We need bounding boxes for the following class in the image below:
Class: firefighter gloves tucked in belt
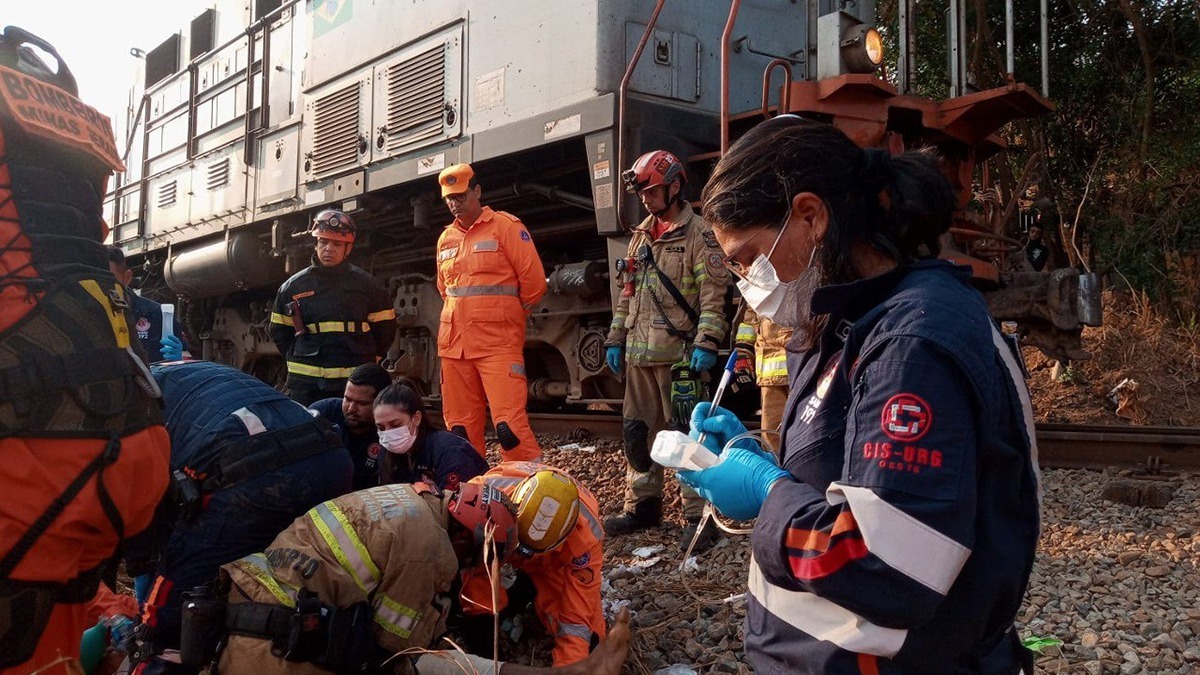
[669,362,701,429]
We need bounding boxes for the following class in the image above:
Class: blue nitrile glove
[678,445,790,520]
[690,346,718,371]
[133,573,154,604]
[160,334,184,361]
[606,345,624,374]
[689,402,750,456]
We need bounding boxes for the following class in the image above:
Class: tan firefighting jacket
[218,484,459,674]
[734,305,792,386]
[605,203,729,365]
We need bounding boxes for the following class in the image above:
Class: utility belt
[172,417,342,520]
[176,584,375,671]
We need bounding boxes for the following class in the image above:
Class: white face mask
[378,424,416,455]
[735,212,820,329]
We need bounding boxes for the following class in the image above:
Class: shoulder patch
[880,393,933,442]
[571,552,590,567]
[706,251,725,273]
[291,290,316,300]
[702,230,720,249]
[520,229,531,242]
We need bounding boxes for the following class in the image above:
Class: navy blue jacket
[130,291,187,363]
[381,429,489,491]
[747,261,1041,675]
[310,396,382,491]
[151,360,344,474]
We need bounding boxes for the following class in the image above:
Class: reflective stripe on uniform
[736,323,756,342]
[557,620,592,640]
[374,594,421,638]
[747,556,907,657]
[825,484,970,595]
[367,309,397,323]
[309,501,381,593]
[990,324,1043,505]
[759,354,788,379]
[445,284,519,298]
[232,407,267,436]
[287,362,357,379]
[235,553,298,608]
[303,321,370,334]
[270,312,292,325]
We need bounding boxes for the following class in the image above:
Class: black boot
[603,498,662,535]
[679,516,721,554]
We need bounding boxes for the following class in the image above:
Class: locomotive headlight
[841,24,884,74]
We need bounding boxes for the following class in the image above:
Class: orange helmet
[310,209,357,243]
[623,150,687,194]
[448,482,518,559]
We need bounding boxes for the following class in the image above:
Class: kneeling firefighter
[180,482,631,674]
[126,360,353,674]
[0,27,172,672]
[459,464,605,666]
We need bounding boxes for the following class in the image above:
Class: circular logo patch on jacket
[880,393,932,442]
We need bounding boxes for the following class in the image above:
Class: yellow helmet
[512,470,580,555]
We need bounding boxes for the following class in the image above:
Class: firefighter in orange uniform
[435,163,547,461]
[0,27,170,672]
[459,463,605,666]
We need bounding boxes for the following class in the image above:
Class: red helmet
[448,482,518,560]
[310,209,357,243]
[623,150,687,194]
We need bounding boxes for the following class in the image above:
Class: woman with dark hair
[374,379,489,490]
[678,116,1041,674]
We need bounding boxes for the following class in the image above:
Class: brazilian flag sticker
[313,0,353,38]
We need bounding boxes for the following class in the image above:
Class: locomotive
[105,0,1099,408]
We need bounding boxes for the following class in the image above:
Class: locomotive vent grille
[157,180,178,208]
[312,82,362,176]
[206,157,231,190]
[385,45,445,152]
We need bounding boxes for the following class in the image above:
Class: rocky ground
[492,439,1200,675]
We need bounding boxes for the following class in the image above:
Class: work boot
[679,517,721,555]
[603,499,662,535]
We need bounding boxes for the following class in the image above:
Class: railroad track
[521,413,1200,471]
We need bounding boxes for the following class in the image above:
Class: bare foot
[560,607,629,675]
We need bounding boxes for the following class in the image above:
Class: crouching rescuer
[0,26,172,672]
[176,482,631,674]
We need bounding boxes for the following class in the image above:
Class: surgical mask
[379,424,416,455]
[735,212,820,329]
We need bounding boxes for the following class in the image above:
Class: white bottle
[160,303,175,340]
[651,430,721,471]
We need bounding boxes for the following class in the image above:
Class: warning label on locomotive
[0,65,124,171]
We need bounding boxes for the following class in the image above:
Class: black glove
[669,362,701,430]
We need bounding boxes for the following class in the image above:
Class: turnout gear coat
[435,206,546,359]
[748,262,1040,674]
[270,258,396,385]
[605,203,729,365]
[734,306,792,387]
[219,484,460,674]
[460,462,605,666]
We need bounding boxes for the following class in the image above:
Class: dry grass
[1028,289,1200,426]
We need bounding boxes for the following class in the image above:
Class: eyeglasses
[719,225,776,280]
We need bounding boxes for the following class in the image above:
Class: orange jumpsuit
[436,207,547,461]
[460,462,605,665]
[0,62,171,674]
